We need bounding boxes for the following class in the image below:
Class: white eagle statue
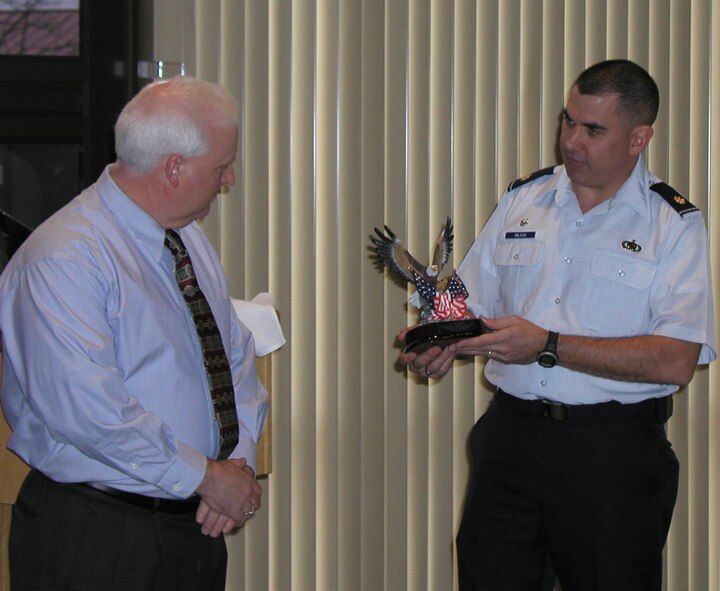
[371,217,469,321]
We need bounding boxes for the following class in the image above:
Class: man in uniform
[401,59,716,590]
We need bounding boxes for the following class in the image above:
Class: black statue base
[404,318,489,354]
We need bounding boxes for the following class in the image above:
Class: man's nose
[223,165,236,187]
[562,126,581,149]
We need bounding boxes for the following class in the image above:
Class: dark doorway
[0,0,140,232]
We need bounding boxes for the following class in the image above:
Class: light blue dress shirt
[457,158,717,405]
[0,166,269,499]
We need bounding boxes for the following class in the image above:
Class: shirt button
[554,298,561,305]
[129,462,138,470]
[575,220,582,227]
[563,256,571,263]
[172,483,181,492]
[618,270,625,277]
[513,253,520,260]
[540,380,547,387]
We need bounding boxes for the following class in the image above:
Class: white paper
[231,293,286,357]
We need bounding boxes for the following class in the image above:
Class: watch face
[537,352,557,368]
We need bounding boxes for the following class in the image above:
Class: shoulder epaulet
[650,182,699,217]
[507,166,556,192]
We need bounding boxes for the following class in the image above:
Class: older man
[0,77,268,591]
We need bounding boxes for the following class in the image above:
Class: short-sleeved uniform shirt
[457,158,716,405]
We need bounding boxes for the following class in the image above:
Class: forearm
[556,333,701,386]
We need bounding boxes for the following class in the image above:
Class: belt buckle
[542,400,568,421]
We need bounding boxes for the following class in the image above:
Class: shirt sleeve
[646,212,717,364]
[226,303,269,472]
[456,195,511,317]
[2,256,208,498]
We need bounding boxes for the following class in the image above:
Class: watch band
[536,330,559,368]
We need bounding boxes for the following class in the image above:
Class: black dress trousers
[10,470,228,591]
[456,396,679,591]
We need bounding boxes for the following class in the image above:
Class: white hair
[114,76,239,173]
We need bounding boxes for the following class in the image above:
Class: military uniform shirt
[457,157,717,405]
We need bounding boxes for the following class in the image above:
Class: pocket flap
[494,241,544,266]
[589,251,656,289]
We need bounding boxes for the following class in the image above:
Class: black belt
[495,389,673,424]
[76,482,201,514]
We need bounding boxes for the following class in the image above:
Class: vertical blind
[153,1,719,589]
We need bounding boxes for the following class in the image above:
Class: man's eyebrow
[563,108,606,133]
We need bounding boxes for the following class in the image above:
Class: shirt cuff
[155,441,208,499]
[228,433,258,474]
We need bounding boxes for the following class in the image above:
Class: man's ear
[165,154,184,188]
[630,125,654,156]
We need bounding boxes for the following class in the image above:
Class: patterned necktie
[164,229,238,460]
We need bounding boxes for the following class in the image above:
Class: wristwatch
[536,331,559,368]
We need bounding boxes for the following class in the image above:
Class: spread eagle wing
[430,217,454,271]
[371,225,428,284]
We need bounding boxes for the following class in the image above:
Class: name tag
[504,231,536,239]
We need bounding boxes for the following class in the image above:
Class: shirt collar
[544,157,651,220]
[611,157,652,221]
[98,165,168,261]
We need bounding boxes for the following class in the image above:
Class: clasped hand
[195,457,263,537]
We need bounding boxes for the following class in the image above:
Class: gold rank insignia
[650,182,699,216]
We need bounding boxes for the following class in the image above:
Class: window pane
[0,0,79,57]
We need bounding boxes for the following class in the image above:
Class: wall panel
[153,2,720,589]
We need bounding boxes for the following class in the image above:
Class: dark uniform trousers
[10,469,228,591]
[457,391,679,591]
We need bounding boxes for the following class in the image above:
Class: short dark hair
[574,59,659,126]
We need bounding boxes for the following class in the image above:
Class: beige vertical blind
[153,1,719,589]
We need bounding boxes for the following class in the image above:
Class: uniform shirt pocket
[494,241,544,315]
[581,251,656,335]
[494,241,544,266]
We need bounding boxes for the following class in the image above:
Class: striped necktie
[164,229,238,459]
